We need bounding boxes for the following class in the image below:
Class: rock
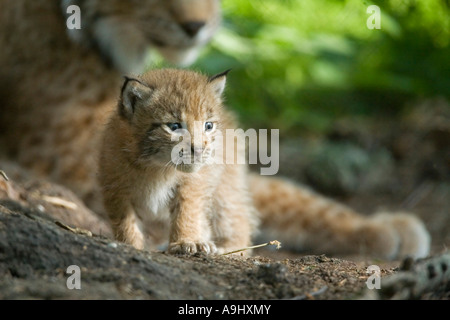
[0,159,112,237]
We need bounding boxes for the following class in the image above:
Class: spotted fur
[0,0,220,213]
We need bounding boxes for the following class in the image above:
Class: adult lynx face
[63,0,221,73]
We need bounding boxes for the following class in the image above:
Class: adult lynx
[0,0,220,212]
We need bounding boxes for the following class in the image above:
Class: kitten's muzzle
[191,145,204,157]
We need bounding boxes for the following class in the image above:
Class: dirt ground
[0,98,448,300]
[0,203,395,300]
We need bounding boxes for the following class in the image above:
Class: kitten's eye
[205,122,214,131]
[167,123,182,131]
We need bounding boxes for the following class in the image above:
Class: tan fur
[0,0,220,213]
[250,175,430,259]
[98,69,256,254]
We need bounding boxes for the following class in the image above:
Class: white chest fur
[132,174,177,220]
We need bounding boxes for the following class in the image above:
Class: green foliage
[155,0,450,134]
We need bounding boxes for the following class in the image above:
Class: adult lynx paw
[168,240,217,255]
[363,212,431,260]
[373,213,431,259]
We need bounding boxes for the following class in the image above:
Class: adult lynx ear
[119,77,154,120]
[207,69,231,98]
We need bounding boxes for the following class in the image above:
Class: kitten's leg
[209,167,256,256]
[108,203,145,250]
[168,180,217,255]
[210,201,254,257]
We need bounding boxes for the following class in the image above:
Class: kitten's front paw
[168,240,217,255]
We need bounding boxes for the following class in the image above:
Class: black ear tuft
[207,69,232,83]
[119,76,154,120]
[207,69,231,97]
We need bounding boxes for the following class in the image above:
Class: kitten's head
[117,69,230,173]
[63,0,221,74]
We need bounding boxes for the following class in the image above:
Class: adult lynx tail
[248,173,430,260]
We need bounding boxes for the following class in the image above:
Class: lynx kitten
[99,69,430,259]
[99,69,256,254]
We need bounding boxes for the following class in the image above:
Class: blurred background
[153,0,449,135]
[151,0,450,253]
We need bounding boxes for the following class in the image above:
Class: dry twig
[55,220,92,237]
[42,195,78,210]
[0,170,9,181]
[221,240,281,256]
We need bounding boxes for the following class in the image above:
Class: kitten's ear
[119,77,154,120]
[207,69,231,98]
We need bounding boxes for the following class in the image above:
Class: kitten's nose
[191,145,204,157]
[181,21,205,37]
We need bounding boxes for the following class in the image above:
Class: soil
[0,98,448,300]
[0,203,393,300]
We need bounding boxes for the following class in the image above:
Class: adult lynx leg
[7,103,112,215]
[250,175,430,259]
